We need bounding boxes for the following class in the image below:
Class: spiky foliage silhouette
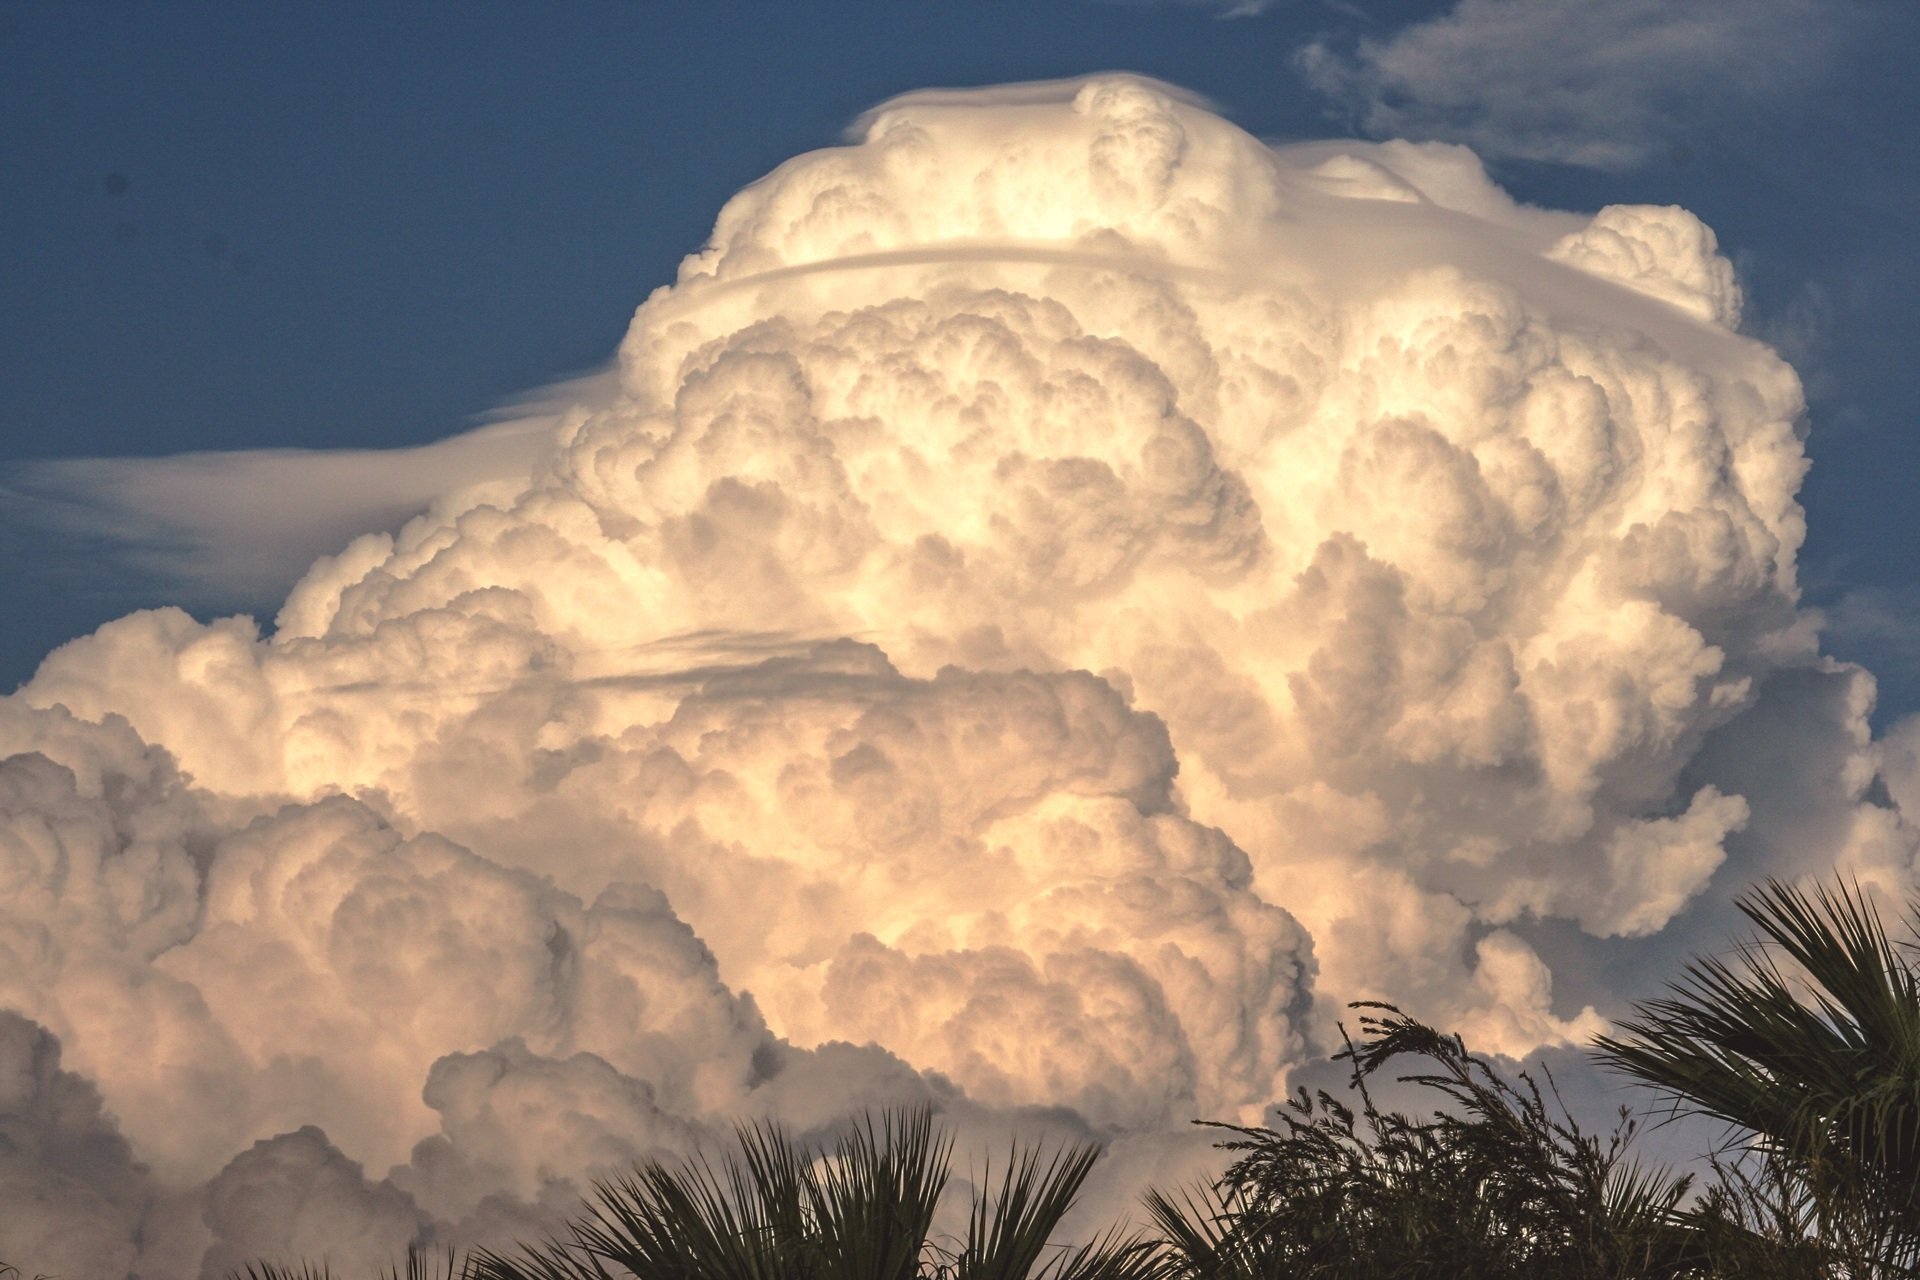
[230,1247,474,1279]
[1596,876,1920,1276]
[1146,1003,1702,1279]
[468,1105,1166,1280]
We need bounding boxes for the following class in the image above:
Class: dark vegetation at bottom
[8,876,1916,1279]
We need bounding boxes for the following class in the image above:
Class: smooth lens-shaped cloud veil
[2,76,1910,1277]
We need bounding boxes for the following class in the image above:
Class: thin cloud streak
[1299,0,1847,169]
[0,368,619,607]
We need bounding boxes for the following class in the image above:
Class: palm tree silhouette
[470,1106,1164,1280]
[1595,877,1920,1274]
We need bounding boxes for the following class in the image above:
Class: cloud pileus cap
[2,75,1902,1277]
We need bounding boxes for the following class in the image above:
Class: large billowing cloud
[2,75,1912,1275]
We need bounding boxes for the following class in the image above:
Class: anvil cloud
[2,76,1912,1277]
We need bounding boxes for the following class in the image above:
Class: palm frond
[229,1264,337,1280]
[1595,874,1920,1272]
[804,1107,949,1280]
[230,1245,478,1280]
[947,1140,1101,1280]
[468,1238,615,1280]
[1142,1182,1283,1280]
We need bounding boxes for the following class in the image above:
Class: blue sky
[3,0,1916,715]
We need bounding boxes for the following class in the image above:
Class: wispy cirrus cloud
[1299,0,1847,169]
[1093,0,1282,18]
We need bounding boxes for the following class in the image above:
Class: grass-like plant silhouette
[1146,877,1920,1278]
[1145,1003,1702,1279]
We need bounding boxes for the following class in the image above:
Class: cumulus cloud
[0,1013,153,1280]
[197,1127,425,1280]
[1299,0,1844,169]
[1,74,1912,1274]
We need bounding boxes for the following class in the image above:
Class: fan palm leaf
[231,1247,476,1280]
[471,1105,1153,1280]
[1594,876,1920,1268]
[942,1140,1164,1280]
